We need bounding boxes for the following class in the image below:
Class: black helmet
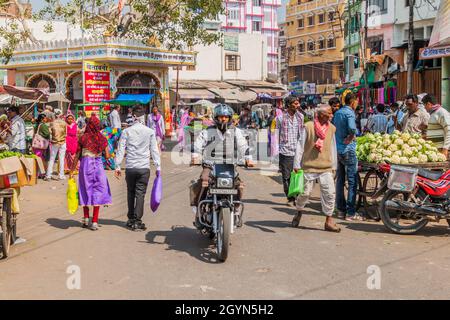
[213,104,234,132]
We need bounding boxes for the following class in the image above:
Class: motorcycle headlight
[217,178,233,189]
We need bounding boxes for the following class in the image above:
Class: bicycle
[0,188,17,259]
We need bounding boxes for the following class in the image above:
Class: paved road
[1,145,450,299]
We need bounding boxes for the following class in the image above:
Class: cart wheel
[361,169,382,220]
[1,198,12,258]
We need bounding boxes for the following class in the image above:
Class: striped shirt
[276,112,304,156]
[427,107,450,150]
[366,114,388,133]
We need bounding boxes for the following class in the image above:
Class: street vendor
[397,94,429,138]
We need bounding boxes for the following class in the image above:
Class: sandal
[324,223,341,233]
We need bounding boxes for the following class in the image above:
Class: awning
[103,94,155,106]
[48,92,71,103]
[249,88,288,99]
[2,85,49,102]
[0,94,37,105]
[174,89,216,100]
[207,88,257,104]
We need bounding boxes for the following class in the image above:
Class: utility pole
[407,0,415,95]
[362,0,369,117]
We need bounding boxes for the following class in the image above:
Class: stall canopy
[174,89,216,100]
[207,88,257,104]
[103,93,155,106]
[2,85,49,102]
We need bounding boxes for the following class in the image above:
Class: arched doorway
[26,74,57,93]
[116,71,161,108]
[65,71,83,105]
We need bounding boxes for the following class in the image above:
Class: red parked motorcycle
[379,165,450,234]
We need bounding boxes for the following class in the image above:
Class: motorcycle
[379,165,450,234]
[195,163,244,262]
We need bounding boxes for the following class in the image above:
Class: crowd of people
[0,92,448,233]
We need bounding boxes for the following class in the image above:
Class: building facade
[169,33,268,82]
[343,0,362,83]
[285,0,346,94]
[278,22,288,84]
[219,0,282,78]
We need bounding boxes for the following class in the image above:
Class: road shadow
[272,205,326,218]
[340,221,450,237]
[45,218,83,230]
[245,198,284,206]
[245,220,291,233]
[145,225,221,264]
[271,193,286,198]
[268,176,282,185]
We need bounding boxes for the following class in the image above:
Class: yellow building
[285,0,345,94]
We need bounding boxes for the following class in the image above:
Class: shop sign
[419,46,450,60]
[83,61,111,117]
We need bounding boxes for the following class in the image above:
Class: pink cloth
[378,88,385,104]
[178,113,191,148]
[313,118,330,153]
[66,123,78,155]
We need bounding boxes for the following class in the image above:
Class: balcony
[286,0,339,17]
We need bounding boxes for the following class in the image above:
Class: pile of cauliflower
[356,131,447,164]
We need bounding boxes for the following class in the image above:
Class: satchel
[32,125,49,150]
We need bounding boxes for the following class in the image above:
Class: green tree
[0,0,223,64]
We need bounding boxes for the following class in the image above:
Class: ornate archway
[116,71,161,95]
[26,73,57,93]
[65,71,83,104]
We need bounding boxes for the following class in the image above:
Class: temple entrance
[26,74,57,93]
[65,71,83,106]
[115,71,161,111]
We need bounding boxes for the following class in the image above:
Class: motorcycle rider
[190,104,254,227]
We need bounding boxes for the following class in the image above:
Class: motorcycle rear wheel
[217,208,231,262]
[379,190,428,234]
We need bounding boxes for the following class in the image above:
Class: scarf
[79,115,108,154]
[430,104,442,114]
[313,118,330,153]
[152,113,164,140]
[281,111,304,143]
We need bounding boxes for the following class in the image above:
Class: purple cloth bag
[150,171,162,212]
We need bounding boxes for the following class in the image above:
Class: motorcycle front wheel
[379,190,428,234]
[217,208,231,262]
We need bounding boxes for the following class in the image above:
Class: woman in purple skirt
[70,114,112,230]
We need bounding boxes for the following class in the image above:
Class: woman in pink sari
[65,111,79,173]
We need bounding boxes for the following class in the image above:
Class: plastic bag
[150,171,162,213]
[12,188,20,214]
[288,170,304,199]
[67,178,79,215]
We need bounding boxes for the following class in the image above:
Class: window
[328,11,335,22]
[186,65,196,71]
[318,36,325,50]
[327,36,336,48]
[252,21,261,32]
[253,0,262,6]
[297,41,305,54]
[307,39,315,51]
[308,14,314,26]
[318,13,325,24]
[227,9,239,20]
[225,55,241,71]
[297,18,304,28]
[369,0,388,14]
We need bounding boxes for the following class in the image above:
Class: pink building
[220,0,281,77]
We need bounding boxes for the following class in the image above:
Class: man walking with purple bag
[115,106,161,231]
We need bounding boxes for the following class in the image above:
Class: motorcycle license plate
[210,189,238,195]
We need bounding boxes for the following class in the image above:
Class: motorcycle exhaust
[385,200,447,217]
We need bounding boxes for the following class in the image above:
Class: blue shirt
[332,106,357,154]
[387,110,404,134]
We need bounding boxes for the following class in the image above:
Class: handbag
[288,170,305,199]
[32,124,49,150]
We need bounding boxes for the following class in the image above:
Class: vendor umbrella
[2,85,49,102]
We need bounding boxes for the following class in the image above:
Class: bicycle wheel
[1,198,12,258]
[361,169,382,220]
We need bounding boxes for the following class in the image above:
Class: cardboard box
[21,157,38,186]
[0,156,29,188]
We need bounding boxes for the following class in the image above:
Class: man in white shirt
[115,106,161,231]
[109,105,122,130]
[6,106,26,154]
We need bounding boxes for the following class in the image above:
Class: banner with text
[84,61,111,117]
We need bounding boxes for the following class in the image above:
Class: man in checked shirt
[276,96,304,207]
